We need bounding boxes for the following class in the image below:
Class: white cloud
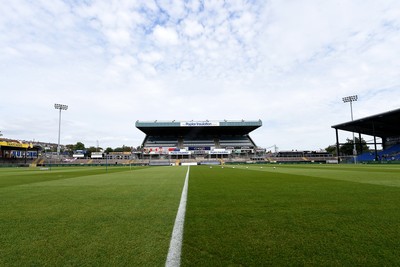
[182,19,204,37]
[138,51,163,63]
[0,0,399,150]
[152,25,179,46]
[104,28,131,47]
[156,0,186,21]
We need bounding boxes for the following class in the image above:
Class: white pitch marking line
[166,166,190,267]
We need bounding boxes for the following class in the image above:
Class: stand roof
[332,108,400,138]
[136,120,262,136]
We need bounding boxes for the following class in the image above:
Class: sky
[1,0,400,151]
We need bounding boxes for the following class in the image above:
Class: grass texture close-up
[1,164,400,266]
[181,165,400,266]
[0,166,186,266]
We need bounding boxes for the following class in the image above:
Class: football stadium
[3,109,400,166]
[1,110,400,266]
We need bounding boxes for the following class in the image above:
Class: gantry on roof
[332,108,400,138]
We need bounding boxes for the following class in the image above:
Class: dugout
[332,108,400,161]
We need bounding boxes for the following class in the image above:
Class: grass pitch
[1,164,400,266]
[0,166,186,266]
[182,164,400,266]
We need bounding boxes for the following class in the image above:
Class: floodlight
[55,103,68,110]
[342,95,358,163]
[342,95,358,103]
[54,103,68,157]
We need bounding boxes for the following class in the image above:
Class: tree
[65,144,75,156]
[326,137,370,156]
[104,147,113,153]
[114,145,132,152]
[122,145,132,152]
[325,145,337,156]
[87,146,99,154]
[73,142,85,151]
[339,137,369,156]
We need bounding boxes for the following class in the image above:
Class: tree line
[325,137,369,156]
[61,142,137,155]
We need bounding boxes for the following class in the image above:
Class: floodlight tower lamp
[54,103,68,158]
[342,95,358,163]
[342,95,358,103]
[54,103,68,110]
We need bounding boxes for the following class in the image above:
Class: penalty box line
[165,166,190,267]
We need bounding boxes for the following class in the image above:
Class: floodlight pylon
[54,103,68,157]
[342,95,358,163]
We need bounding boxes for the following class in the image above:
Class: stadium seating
[266,150,336,163]
[144,136,178,147]
[218,135,254,148]
[357,144,400,162]
[182,136,215,147]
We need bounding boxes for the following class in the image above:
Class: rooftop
[332,108,400,138]
[136,120,262,136]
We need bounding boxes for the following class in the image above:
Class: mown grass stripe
[0,166,136,188]
[166,166,190,267]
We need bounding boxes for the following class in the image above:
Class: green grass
[0,166,186,266]
[182,165,400,266]
[0,166,140,188]
[1,164,400,266]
